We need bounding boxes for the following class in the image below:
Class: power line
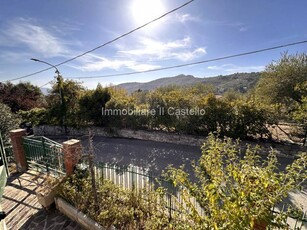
[3,0,195,83]
[39,80,53,88]
[26,39,307,88]
[67,40,307,79]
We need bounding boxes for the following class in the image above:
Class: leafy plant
[57,174,173,229]
[0,103,21,144]
[18,108,48,126]
[164,133,307,229]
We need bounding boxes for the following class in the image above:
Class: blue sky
[0,0,306,89]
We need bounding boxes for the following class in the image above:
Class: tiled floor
[1,171,82,229]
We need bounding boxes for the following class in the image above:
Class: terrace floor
[1,170,82,230]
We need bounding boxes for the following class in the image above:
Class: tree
[47,77,84,127]
[188,83,216,96]
[291,81,307,145]
[255,53,307,143]
[104,87,137,128]
[255,52,307,107]
[165,134,307,229]
[79,84,111,126]
[0,82,45,112]
[228,100,273,139]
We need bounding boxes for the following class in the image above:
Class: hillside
[117,72,261,94]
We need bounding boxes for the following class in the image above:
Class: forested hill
[117,72,261,94]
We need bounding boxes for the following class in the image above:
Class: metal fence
[17,134,307,228]
[0,132,10,176]
[92,162,205,218]
[23,136,65,175]
[91,161,306,228]
[3,146,13,164]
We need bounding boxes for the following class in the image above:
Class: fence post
[63,139,81,176]
[9,129,27,172]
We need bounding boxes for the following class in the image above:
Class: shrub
[18,108,48,126]
[165,133,307,229]
[57,175,172,229]
[0,103,21,144]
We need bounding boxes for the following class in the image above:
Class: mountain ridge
[117,72,261,94]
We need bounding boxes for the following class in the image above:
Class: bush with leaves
[0,103,21,144]
[57,174,174,229]
[0,82,45,112]
[18,108,48,126]
[228,99,273,139]
[78,83,111,126]
[165,133,307,229]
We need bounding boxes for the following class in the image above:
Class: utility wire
[3,0,195,83]
[68,40,307,79]
[39,80,53,88]
[29,39,307,88]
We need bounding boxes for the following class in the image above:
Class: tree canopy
[255,53,307,106]
[0,82,45,112]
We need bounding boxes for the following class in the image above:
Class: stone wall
[33,125,306,158]
[33,125,205,146]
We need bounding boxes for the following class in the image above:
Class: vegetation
[79,83,111,126]
[46,77,84,127]
[255,53,307,144]
[57,134,307,229]
[2,52,306,228]
[255,53,306,106]
[0,82,45,112]
[0,103,21,144]
[18,108,48,126]
[117,72,260,94]
[164,134,307,229]
[57,174,171,229]
[102,87,273,139]
[2,52,305,144]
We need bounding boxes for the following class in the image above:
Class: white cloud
[176,13,199,23]
[119,36,206,61]
[0,18,70,58]
[72,54,160,72]
[239,26,249,32]
[0,51,31,62]
[201,20,249,31]
[208,64,265,72]
[73,36,205,73]
[128,63,160,72]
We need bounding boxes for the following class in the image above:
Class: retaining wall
[33,125,306,158]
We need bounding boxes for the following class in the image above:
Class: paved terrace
[1,170,82,230]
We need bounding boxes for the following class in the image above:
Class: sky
[0,0,306,89]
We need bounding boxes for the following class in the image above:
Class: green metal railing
[89,161,306,228]
[23,136,65,175]
[91,162,204,219]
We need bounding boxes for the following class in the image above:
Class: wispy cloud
[201,19,249,32]
[239,26,249,32]
[72,54,160,72]
[176,13,199,23]
[74,36,206,72]
[0,51,31,62]
[208,64,265,72]
[0,18,71,58]
[118,36,206,61]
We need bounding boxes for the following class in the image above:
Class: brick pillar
[63,139,82,176]
[9,129,27,172]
